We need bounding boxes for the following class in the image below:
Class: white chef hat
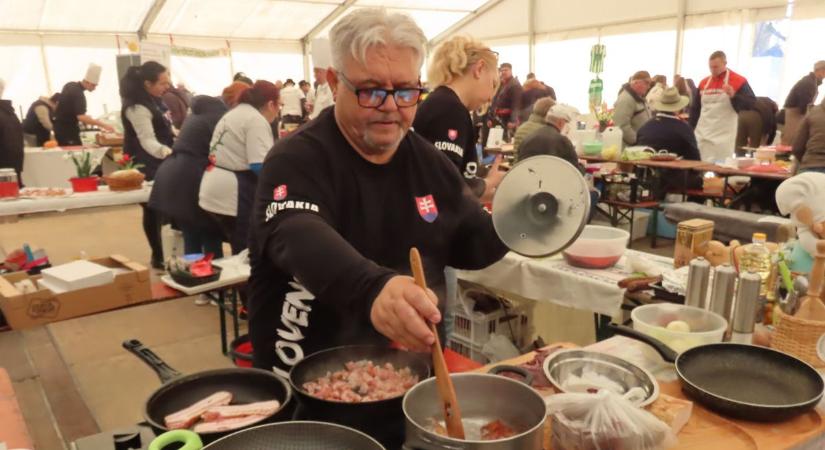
[0,78,5,98]
[311,38,332,69]
[546,103,580,123]
[776,172,825,255]
[84,63,103,85]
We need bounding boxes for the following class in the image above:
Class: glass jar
[0,168,19,198]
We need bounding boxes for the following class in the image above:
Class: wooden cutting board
[480,346,825,450]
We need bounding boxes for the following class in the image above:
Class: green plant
[64,150,102,178]
[116,153,145,171]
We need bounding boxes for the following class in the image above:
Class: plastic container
[740,233,772,298]
[0,168,19,198]
[583,142,603,155]
[451,300,533,348]
[631,303,728,354]
[563,225,630,269]
[446,335,489,365]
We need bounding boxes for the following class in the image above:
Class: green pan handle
[148,430,203,450]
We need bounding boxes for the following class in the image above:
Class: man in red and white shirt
[689,50,756,162]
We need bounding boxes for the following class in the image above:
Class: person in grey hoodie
[613,70,653,146]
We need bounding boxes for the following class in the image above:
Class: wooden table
[482,346,825,450]
[696,164,791,212]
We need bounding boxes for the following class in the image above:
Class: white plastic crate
[447,335,489,365]
[452,285,534,349]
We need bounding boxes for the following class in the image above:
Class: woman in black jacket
[149,96,227,258]
[120,62,174,269]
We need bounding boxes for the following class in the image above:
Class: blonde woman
[413,36,504,202]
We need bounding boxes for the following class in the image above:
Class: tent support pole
[302,40,311,82]
[39,35,53,94]
[674,0,686,76]
[138,0,167,40]
[429,0,507,46]
[528,0,536,74]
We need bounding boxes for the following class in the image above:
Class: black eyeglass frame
[336,71,426,109]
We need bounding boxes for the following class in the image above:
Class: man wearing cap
[613,71,653,146]
[308,38,335,121]
[689,51,756,162]
[0,78,24,183]
[637,87,700,161]
[782,61,825,146]
[513,96,556,153]
[637,87,703,197]
[518,103,581,169]
[53,63,115,146]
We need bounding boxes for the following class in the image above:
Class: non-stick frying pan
[123,339,293,443]
[289,345,430,449]
[609,324,824,421]
[148,421,385,450]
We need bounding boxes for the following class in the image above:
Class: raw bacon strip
[192,414,268,433]
[164,391,233,430]
[201,400,281,422]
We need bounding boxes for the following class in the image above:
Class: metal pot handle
[123,339,182,384]
[488,364,534,386]
[148,430,203,450]
[607,324,678,363]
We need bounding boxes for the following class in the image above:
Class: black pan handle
[488,364,534,386]
[123,339,182,384]
[606,324,678,363]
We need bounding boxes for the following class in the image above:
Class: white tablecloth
[21,146,111,188]
[0,185,150,217]
[456,250,674,316]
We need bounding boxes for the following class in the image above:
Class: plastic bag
[546,388,677,450]
[481,333,521,362]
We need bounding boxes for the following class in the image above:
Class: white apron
[695,71,738,162]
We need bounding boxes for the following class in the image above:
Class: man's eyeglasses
[337,72,425,109]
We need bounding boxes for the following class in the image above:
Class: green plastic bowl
[583,142,603,155]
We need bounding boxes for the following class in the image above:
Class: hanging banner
[140,41,172,68]
[171,46,230,58]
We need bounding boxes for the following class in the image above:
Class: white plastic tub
[563,225,630,269]
[631,303,727,354]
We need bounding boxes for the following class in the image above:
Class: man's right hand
[370,275,440,352]
[100,123,115,133]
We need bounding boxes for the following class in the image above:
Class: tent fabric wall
[0,35,49,119]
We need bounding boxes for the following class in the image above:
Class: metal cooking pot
[402,373,546,450]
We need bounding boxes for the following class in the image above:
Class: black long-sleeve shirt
[413,86,485,197]
[637,113,701,161]
[248,107,508,376]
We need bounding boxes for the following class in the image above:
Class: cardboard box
[0,255,151,329]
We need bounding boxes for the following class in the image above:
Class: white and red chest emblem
[415,195,438,223]
[273,185,288,201]
[447,129,458,141]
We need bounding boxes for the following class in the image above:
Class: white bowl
[632,303,728,354]
[563,225,630,269]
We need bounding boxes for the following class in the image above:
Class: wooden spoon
[410,247,465,439]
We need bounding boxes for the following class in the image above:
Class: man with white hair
[247,9,508,378]
[517,103,581,169]
[0,78,25,182]
[53,63,114,146]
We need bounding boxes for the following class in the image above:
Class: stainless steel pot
[402,373,546,450]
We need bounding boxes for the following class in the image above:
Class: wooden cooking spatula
[409,247,465,439]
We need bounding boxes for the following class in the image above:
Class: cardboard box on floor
[0,255,151,329]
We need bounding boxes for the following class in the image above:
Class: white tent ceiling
[0,0,490,41]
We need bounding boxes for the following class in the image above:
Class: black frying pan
[123,339,293,443]
[608,324,824,421]
[288,345,430,449]
[149,421,385,450]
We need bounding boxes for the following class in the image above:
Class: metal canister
[685,257,711,308]
[733,271,763,334]
[709,264,737,323]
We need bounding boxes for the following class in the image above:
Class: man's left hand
[723,85,735,97]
